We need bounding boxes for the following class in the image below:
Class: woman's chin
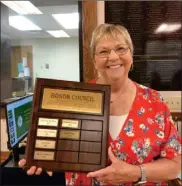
[101,72,126,83]
[111,71,124,77]
[106,70,126,81]
[108,75,124,82]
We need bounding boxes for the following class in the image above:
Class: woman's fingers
[18,159,51,176]
[35,168,53,176]
[46,171,53,176]
[18,159,26,168]
[35,167,43,175]
[27,166,37,175]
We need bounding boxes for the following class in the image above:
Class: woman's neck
[97,76,130,94]
[111,78,129,94]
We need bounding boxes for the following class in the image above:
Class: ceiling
[6,0,79,39]
[30,0,78,7]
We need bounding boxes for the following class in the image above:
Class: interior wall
[11,46,33,78]
[11,38,80,85]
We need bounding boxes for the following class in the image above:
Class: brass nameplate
[37,128,57,138]
[62,119,79,128]
[34,151,55,160]
[38,118,58,127]
[35,140,56,149]
[60,129,80,140]
[41,88,103,114]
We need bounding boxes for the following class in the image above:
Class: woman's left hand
[87,147,140,185]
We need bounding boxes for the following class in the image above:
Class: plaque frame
[26,78,110,172]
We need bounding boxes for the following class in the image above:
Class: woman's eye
[117,47,125,51]
[99,50,108,54]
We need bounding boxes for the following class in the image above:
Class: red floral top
[65,80,181,186]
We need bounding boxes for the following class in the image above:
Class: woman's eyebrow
[117,43,127,47]
[97,43,127,50]
[97,46,109,50]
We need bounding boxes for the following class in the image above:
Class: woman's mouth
[107,64,122,69]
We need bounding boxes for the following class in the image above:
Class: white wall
[11,38,80,85]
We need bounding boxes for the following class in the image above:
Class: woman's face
[94,35,133,82]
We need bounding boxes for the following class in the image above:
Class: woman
[19,24,181,185]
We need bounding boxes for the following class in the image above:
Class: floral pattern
[65,82,181,186]
[131,138,152,163]
[123,119,135,137]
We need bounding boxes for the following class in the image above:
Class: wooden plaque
[26,78,110,172]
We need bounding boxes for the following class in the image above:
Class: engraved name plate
[60,129,80,140]
[38,118,58,127]
[37,129,57,138]
[41,88,103,114]
[34,151,55,160]
[62,119,79,128]
[35,139,56,149]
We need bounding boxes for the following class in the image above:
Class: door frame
[79,1,97,82]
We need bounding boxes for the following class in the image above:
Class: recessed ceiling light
[52,13,79,29]
[1,1,42,15]
[46,30,70,38]
[9,16,42,31]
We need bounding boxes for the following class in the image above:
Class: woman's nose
[108,50,119,61]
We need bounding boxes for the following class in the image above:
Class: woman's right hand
[18,159,53,176]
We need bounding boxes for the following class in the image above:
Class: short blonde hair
[90,24,134,59]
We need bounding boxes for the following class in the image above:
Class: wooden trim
[0,151,10,163]
[78,1,83,82]
[81,1,97,83]
[171,112,182,119]
[168,179,182,186]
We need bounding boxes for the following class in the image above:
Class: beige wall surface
[97,1,105,25]
[1,119,9,152]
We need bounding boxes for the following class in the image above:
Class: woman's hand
[18,159,53,176]
[87,147,141,185]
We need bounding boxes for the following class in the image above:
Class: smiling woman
[65,23,181,186]
[91,25,134,87]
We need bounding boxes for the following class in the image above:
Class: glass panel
[105,1,182,91]
[1,0,79,99]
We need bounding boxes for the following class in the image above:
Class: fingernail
[27,171,31,175]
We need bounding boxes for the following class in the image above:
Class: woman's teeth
[108,65,121,69]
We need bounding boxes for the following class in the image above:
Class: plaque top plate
[41,88,103,114]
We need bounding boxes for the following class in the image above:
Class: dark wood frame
[26,78,111,172]
[79,1,97,83]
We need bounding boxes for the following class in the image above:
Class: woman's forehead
[96,35,126,48]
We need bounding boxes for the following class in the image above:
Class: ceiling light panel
[1,1,42,15]
[52,13,79,29]
[9,16,42,31]
[46,30,70,38]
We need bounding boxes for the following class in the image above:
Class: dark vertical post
[0,3,12,101]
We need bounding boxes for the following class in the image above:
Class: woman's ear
[93,59,98,70]
[130,61,134,71]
